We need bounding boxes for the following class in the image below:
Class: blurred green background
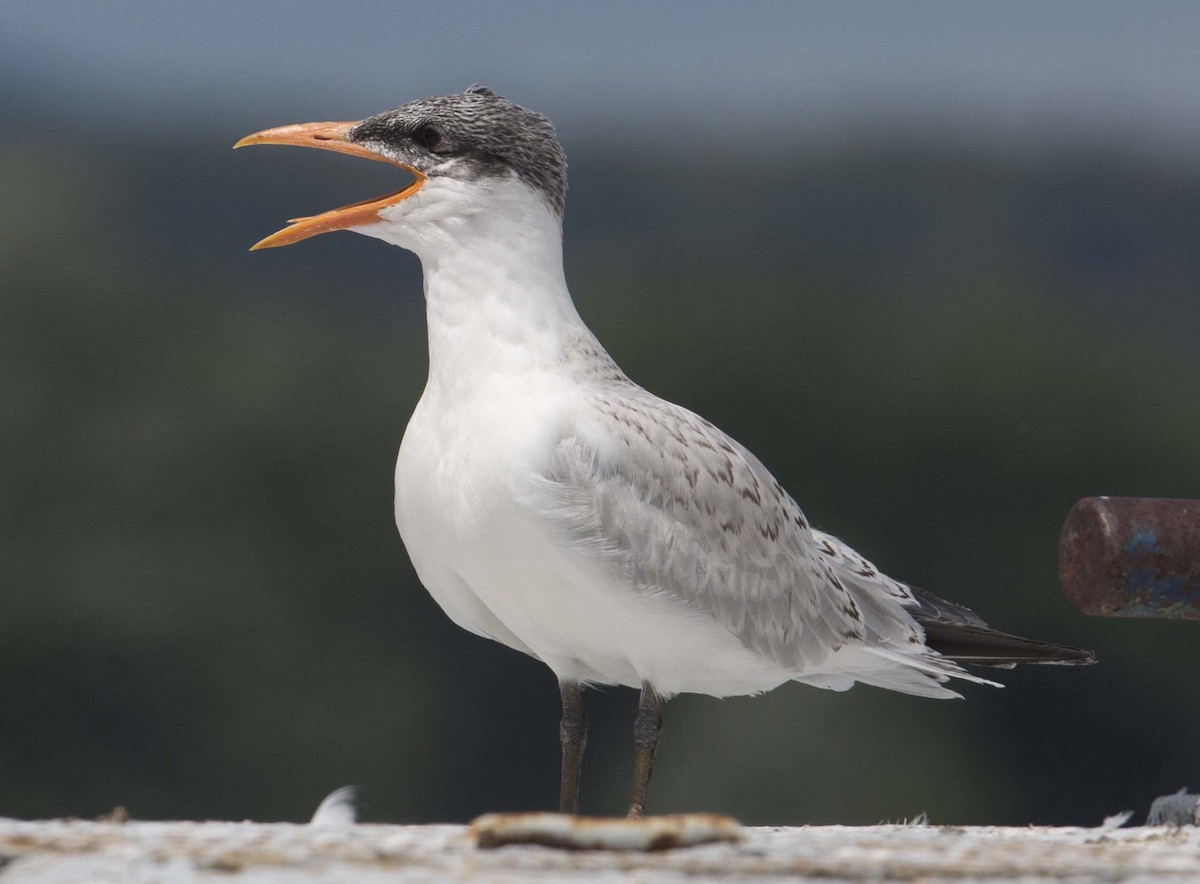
[2,2,1199,828]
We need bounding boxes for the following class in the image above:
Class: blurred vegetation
[1,108,1198,828]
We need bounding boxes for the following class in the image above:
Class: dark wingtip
[923,622,1097,667]
[909,586,1096,667]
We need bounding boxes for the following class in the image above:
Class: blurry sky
[5,1,1200,155]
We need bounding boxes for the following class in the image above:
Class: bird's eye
[416,126,442,151]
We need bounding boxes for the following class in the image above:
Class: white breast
[394,364,566,656]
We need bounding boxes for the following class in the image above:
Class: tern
[236,86,1095,818]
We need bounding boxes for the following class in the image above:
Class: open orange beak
[234,121,425,250]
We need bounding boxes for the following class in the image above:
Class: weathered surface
[3,818,1200,882]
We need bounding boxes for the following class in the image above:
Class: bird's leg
[626,681,663,819]
[558,681,588,814]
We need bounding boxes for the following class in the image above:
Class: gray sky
[5,1,1200,154]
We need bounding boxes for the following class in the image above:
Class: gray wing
[522,388,932,676]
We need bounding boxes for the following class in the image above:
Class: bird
[235,86,1095,819]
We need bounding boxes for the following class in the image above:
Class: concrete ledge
[2,817,1199,881]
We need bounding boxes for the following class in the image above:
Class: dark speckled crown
[350,85,568,216]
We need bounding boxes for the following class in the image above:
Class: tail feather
[910,587,1096,668]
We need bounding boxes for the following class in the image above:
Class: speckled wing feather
[524,382,985,696]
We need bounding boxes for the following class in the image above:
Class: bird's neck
[395,188,599,399]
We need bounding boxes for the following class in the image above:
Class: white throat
[365,174,593,400]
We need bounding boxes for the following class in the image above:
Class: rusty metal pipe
[1060,497,1200,619]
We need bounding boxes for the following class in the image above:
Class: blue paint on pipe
[1117,521,1200,617]
[1124,525,1157,555]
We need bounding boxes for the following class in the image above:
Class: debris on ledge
[471,811,743,850]
[1147,790,1200,827]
